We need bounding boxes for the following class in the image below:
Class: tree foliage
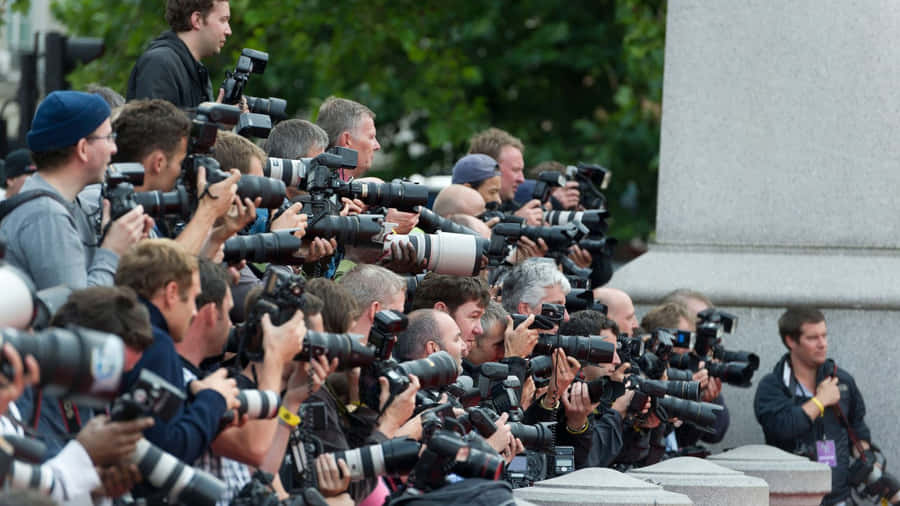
[50,0,665,241]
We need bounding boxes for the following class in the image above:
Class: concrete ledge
[609,246,900,309]
[709,445,830,506]
[513,468,693,506]
[628,456,769,506]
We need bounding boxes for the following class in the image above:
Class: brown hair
[31,145,77,171]
[113,99,190,164]
[305,278,359,333]
[166,0,227,32]
[411,273,490,314]
[468,127,524,161]
[115,239,197,300]
[51,286,154,351]
[640,302,692,332]
[778,307,825,348]
[213,130,266,175]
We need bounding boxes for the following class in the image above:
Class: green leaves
[47,0,665,242]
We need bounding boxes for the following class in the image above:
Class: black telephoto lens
[507,421,555,451]
[297,331,376,370]
[306,214,386,247]
[223,231,303,265]
[134,186,192,218]
[534,334,616,364]
[396,350,460,390]
[235,175,286,209]
[345,181,428,211]
[666,368,695,382]
[246,96,287,121]
[657,396,723,427]
[332,438,421,481]
[714,348,760,370]
[706,361,755,386]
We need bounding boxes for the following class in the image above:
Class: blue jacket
[121,300,227,464]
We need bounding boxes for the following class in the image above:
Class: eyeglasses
[86,132,117,143]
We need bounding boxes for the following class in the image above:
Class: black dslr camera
[221,48,288,121]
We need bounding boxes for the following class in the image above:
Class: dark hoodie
[126,30,214,108]
[754,353,870,505]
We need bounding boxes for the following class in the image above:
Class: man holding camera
[127,0,231,107]
[115,239,240,465]
[468,127,543,226]
[755,308,875,506]
[0,91,150,291]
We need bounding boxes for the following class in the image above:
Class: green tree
[50,0,665,243]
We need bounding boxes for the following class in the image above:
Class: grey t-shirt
[0,174,118,290]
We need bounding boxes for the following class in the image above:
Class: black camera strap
[828,363,868,462]
[0,190,68,223]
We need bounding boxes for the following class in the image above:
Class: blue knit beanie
[27,91,111,152]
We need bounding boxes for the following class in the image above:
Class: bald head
[449,214,491,239]
[433,184,486,218]
[594,287,638,336]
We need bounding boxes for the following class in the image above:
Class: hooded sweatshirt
[126,30,214,108]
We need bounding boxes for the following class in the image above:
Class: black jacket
[754,354,870,505]
[126,31,214,108]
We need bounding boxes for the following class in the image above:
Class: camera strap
[828,363,868,462]
[0,190,68,223]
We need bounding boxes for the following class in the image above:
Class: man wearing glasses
[0,91,151,290]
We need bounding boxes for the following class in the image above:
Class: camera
[183,102,286,209]
[0,326,125,408]
[331,438,421,482]
[415,206,480,237]
[626,374,701,402]
[381,232,488,276]
[563,162,611,210]
[532,171,566,203]
[221,390,281,428]
[369,310,407,361]
[657,396,723,428]
[0,253,71,331]
[492,221,590,252]
[103,162,194,223]
[848,448,900,504]
[220,48,288,121]
[111,370,226,506]
[0,436,57,496]
[694,308,738,357]
[532,334,616,365]
[411,429,504,492]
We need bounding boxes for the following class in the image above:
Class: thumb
[216,88,225,103]
[260,312,274,332]
[102,199,111,223]
[486,217,500,228]
[196,165,207,188]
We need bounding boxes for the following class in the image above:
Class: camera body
[103,163,146,222]
[110,369,185,422]
[233,269,306,362]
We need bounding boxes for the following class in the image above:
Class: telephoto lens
[235,390,280,419]
[382,233,488,276]
[127,439,226,506]
[544,209,609,234]
[414,206,480,236]
[222,231,304,265]
[507,421,556,451]
[706,361,755,387]
[714,348,760,370]
[0,327,125,408]
[306,214,390,247]
[264,157,309,188]
[207,166,286,209]
[533,334,616,365]
[342,180,428,211]
[134,186,192,219]
[331,438,421,481]
[296,331,376,370]
[630,377,701,402]
[666,368,695,382]
[657,396,723,427]
[396,350,460,390]
[246,96,287,121]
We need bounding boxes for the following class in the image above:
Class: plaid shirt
[183,367,253,506]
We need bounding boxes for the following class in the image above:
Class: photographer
[393,309,466,371]
[263,119,329,200]
[115,239,240,465]
[11,286,158,503]
[558,310,630,469]
[0,91,150,291]
[127,0,232,107]
[755,308,878,506]
[0,149,36,199]
[641,302,730,450]
[317,97,380,181]
[112,98,247,255]
[468,127,543,226]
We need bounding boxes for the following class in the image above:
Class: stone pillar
[512,468,693,506]
[627,456,769,506]
[609,0,900,458]
[708,445,830,506]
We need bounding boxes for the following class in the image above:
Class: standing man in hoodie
[127,0,232,108]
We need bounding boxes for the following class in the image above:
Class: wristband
[566,421,590,435]
[540,396,560,411]
[278,405,301,428]
[811,397,825,417]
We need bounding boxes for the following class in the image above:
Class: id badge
[816,440,837,467]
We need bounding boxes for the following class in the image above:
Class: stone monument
[609,0,900,459]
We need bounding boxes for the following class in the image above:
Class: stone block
[708,445,830,506]
[628,456,769,506]
[513,467,693,506]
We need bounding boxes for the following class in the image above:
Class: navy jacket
[754,354,870,505]
[126,31,214,108]
[120,300,227,464]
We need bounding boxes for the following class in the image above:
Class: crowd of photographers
[0,1,895,505]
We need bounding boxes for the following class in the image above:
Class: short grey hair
[394,309,440,361]
[316,97,375,148]
[501,258,571,313]
[482,300,508,330]
[264,119,329,159]
[337,263,405,311]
